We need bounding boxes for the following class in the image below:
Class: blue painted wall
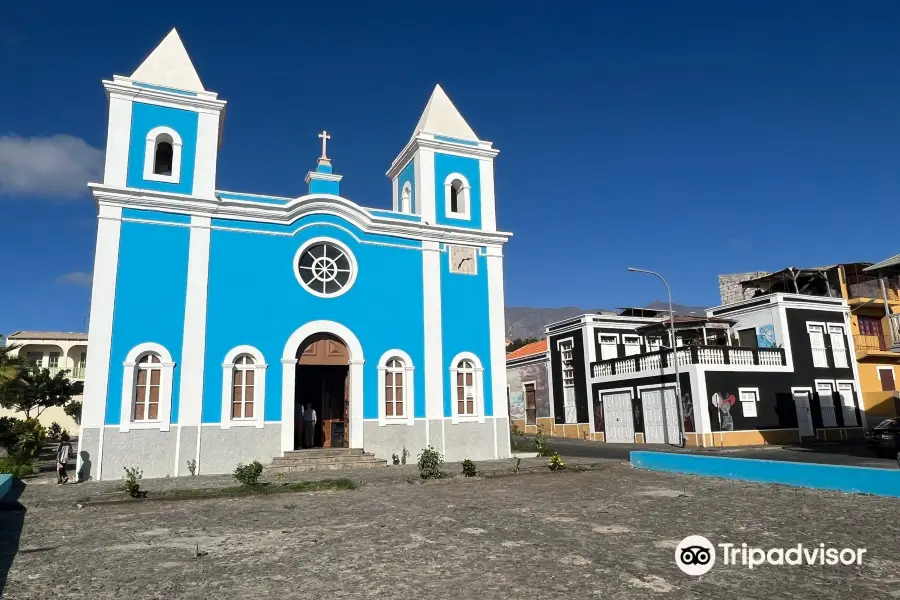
[434,153,482,229]
[126,102,198,195]
[439,246,493,417]
[105,218,190,425]
[397,158,416,214]
[203,214,426,423]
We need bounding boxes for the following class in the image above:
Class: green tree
[0,342,25,387]
[506,337,540,353]
[0,365,84,419]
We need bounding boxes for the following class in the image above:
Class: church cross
[318,130,331,160]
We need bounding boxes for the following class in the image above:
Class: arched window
[456,359,476,417]
[221,346,267,428]
[143,126,183,184]
[385,358,405,417]
[377,349,415,426]
[231,355,256,420]
[400,182,412,213]
[153,135,174,175]
[449,352,484,423]
[134,352,162,421]
[444,173,471,220]
[121,342,175,432]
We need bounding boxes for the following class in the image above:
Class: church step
[281,448,365,458]
[270,453,382,467]
[266,459,387,473]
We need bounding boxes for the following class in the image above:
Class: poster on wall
[681,392,695,432]
[710,392,735,431]
[508,391,526,420]
[756,324,777,348]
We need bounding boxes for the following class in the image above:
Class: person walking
[302,403,317,448]
[56,432,73,484]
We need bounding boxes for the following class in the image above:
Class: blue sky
[2,1,899,334]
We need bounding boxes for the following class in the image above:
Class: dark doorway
[294,333,350,449]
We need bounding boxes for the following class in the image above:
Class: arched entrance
[281,321,365,454]
[294,333,350,449]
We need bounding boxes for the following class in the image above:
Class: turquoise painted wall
[439,246,493,417]
[126,103,198,194]
[434,153,482,229]
[105,217,190,425]
[203,214,426,423]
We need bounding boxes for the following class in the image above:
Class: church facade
[78,30,511,480]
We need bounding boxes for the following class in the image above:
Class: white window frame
[143,126,183,184]
[558,337,578,423]
[400,181,412,214]
[827,324,848,369]
[444,173,471,221]
[622,334,641,357]
[120,342,175,432]
[598,332,619,361]
[876,366,896,391]
[26,352,43,367]
[449,351,485,423]
[737,387,759,418]
[815,379,838,427]
[221,345,267,429]
[646,336,662,352]
[807,322,828,368]
[835,380,858,427]
[377,349,415,426]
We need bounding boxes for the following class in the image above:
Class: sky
[2,0,899,334]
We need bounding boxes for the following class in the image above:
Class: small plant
[123,466,145,498]
[510,424,524,438]
[513,457,521,473]
[392,453,400,465]
[417,445,447,480]
[534,430,553,457]
[0,457,35,479]
[275,472,286,485]
[47,422,62,441]
[548,453,565,471]
[401,447,409,465]
[461,459,477,477]
[186,459,197,476]
[233,461,264,486]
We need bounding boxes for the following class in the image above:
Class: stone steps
[267,448,387,473]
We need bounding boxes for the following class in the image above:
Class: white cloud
[0,135,103,199]
[57,271,93,287]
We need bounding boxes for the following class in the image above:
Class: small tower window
[154,136,174,176]
[444,173,471,220]
[400,182,412,214]
[143,126,183,184]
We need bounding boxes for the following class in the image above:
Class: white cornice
[104,78,226,114]
[88,183,512,246]
[304,172,343,184]
[387,135,499,179]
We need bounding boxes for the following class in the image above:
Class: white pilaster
[479,158,497,232]
[192,112,220,198]
[422,241,444,422]
[486,245,510,457]
[391,176,399,212]
[582,323,595,434]
[103,95,133,187]
[418,148,436,223]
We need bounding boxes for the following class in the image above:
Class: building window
[524,382,537,425]
[738,388,759,418]
[378,350,415,426]
[143,126,183,184]
[134,353,162,422]
[26,352,43,366]
[385,358,405,418]
[878,366,896,391]
[646,336,662,352]
[444,173,471,220]
[449,352,484,422]
[828,325,848,369]
[120,343,175,432]
[221,346,267,429]
[816,381,838,427]
[598,334,618,360]
[293,238,358,298]
[807,323,828,368]
[400,182,412,213]
[836,382,857,427]
[48,352,60,373]
[231,355,256,420]
[559,339,577,423]
[622,335,641,357]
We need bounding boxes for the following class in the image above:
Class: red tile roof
[506,339,548,361]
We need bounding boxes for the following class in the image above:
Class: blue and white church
[78,29,512,479]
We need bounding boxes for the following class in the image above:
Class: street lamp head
[626,267,638,272]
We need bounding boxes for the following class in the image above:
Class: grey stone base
[197,424,282,475]
[362,418,510,464]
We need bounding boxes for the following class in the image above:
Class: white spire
[410,84,478,143]
[130,29,205,92]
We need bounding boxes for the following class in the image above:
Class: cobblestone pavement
[2,465,898,599]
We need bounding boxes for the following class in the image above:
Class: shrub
[534,430,553,457]
[186,459,197,476]
[417,446,446,480]
[233,461,264,486]
[275,472,286,485]
[548,453,565,471]
[0,457,35,479]
[401,447,409,465]
[47,422,62,441]
[64,400,83,425]
[123,466,144,498]
[461,459,477,477]
[392,453,400,465]
[0,417,46,460]
[513,457,521,474]
[510,424,524,438]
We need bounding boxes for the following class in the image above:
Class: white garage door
[602,391,635,444]
[641,388,681,445]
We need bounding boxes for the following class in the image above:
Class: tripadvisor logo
[675,536,867,575]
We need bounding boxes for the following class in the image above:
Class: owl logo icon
[675,535,716,576]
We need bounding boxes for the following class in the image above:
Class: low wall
[631,451,900,498]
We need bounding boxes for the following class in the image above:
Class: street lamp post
[627,267,686,448]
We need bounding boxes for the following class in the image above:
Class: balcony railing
[846,274,900,302]
[71,366,86,379]
[890,315,900,351]
[591,345,786,378]
[853,334,890,353]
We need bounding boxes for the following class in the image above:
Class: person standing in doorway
[302,403,317,448]
[56,432,73,484]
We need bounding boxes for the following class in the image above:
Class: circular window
[293,238,357,298]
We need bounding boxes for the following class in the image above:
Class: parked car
[865,417,900,460]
